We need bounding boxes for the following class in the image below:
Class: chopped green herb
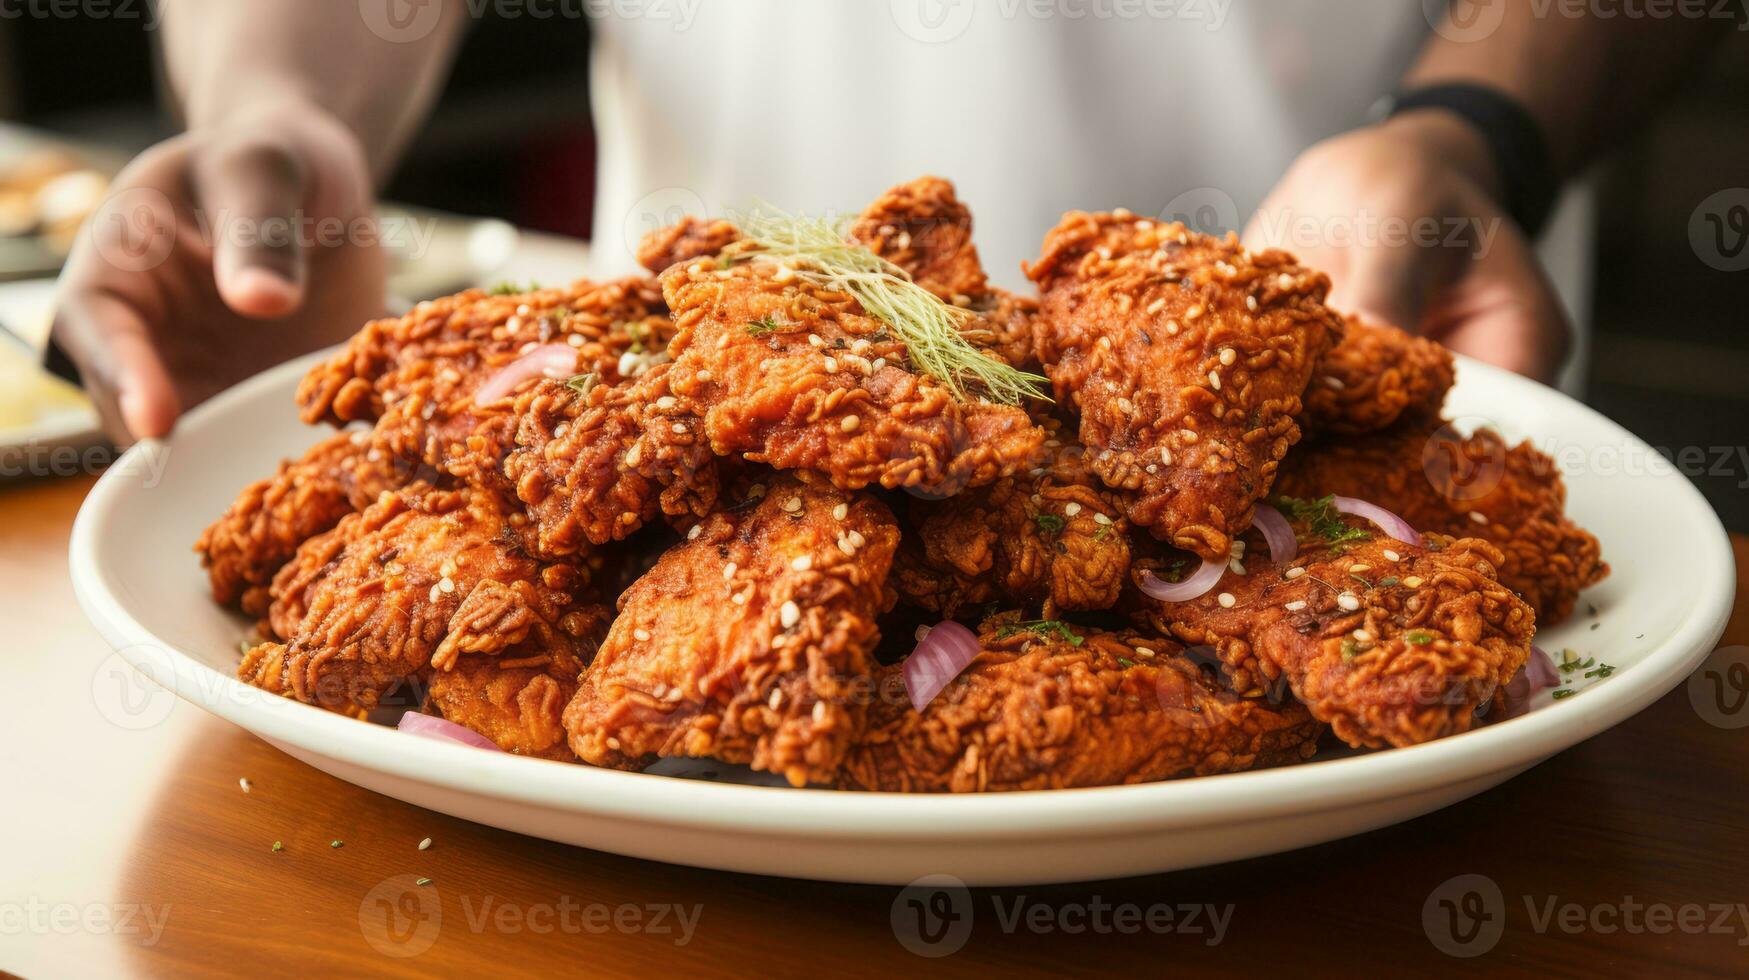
[1034,513,1066,535]
[565,372,599,396]
[272,841,283,853]
[1552,689,1576,700]
[745,316,787,336]
[1277,495,1371,548]
[1094,524,1115,541]
[1406,631,1433,645]
[995,620,1084,646]
[487,280,538,296]
[1117,657,1135,668]
[1377,576,1400,588]
[1584,662,1616,679]
[330,840,344,849]
[1340,639,1360,661]
[1349,572,1373,588]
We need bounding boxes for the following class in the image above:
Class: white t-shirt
[587,0,1590,385]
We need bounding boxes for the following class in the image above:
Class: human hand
[1243,111,1570,382]
[51,99,389,442]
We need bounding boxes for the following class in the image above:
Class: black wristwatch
[1372,83,1559,239]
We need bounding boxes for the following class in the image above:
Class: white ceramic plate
[69,352,1735,885]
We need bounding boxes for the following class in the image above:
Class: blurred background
[1,12,1746,530]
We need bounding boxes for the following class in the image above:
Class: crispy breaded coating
[657,258,1045,495]
[563,476,900,786]
[849,175,989,303]
[295,278,671,485]
[840,620,1321,792]
[1130,511,1534,749]
[502,370,720,558]
[242,486,600,740]
[1276,420,1607,623]
[1302,316,1453,435]
[195,431,407,617]
[1028,213,1341,562]
[893,431,1131,617]
[424,596,611,760]
[637,216,742,275]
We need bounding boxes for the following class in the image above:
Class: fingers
[51,285,180,442]
[191,138,310,319]
[1423,231,1572,383]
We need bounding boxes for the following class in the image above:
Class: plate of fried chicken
[71,178,1734,884]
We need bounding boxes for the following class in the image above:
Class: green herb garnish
[726,207,1047,404]
[1406,631,1433,645]
[565,372,599,396]
[1277,495,1370,547]
[996,620,1084,646]
[1584,662,1616,679]
[1117,657,1135,668]
[1034,513,1066,535]
[272,841,283,853]
[745,316,787,336]
[1340,639,1360,661]
[488,280,539,296]
[1552,689,1576,700]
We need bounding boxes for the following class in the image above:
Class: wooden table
[3,473,1746,978]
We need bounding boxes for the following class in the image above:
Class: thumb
[51,288,180,442]
[192,139,311,319]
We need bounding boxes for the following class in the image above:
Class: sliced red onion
[1138,557,1226,603]
[473,344,578,407]
[903,621,982,711]
[1331,496,1423,546]
[1250,505,1297,564]
[398,711,502,751]
[1526,644,1560,692]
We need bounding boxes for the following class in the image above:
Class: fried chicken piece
[1130,507,1535,748]
[424,595,611,760]
[655,257,1045,495]
[1276,420,1607,623]
[893,430,1131,617]
[502,369,720,558]
[1302,316,1453,435]
[849,175,989,304]
[1028,213,1342,562]
[241,485,602,745]
[637,216,742,275]
[563,476,901,786]
[839,619,1321,792]
[295,278,671,485]
[195,431,408,616]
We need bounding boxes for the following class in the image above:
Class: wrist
[1373,110,1503,203]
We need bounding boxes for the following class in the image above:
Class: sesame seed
[812,701,828,724]
[239,778,251,793]
[1323,376,1345,390]
[781,496,802,513]
[428,584,441,603]
[1285,566,1306,580]
[625,445,643,467]
[687,525,702,540]
[567,333,584,347]
[823,356,838,372]
[1403,575,1425,588]
[769,688,784,709]
[1064,502,1083,517]
[1219,348,1236,366]
[1349,564,1370,574]
[1208,371,1221,390]
[1186,305,1204,320]
[1217,592,1236,608]
[808,334,824,347]
[656,395,677,409]
[780,601,801,628]
[1146,298,1166,315]
[1159,447,1173,465]
[841,414,860,433]
[1145,464,1158,474]
[1278,273,1294,288]
[1284,600,1307,611]
[1337,592,1361,611]
[848,530,866,548]
[1135,647,1156,658]
[1093,513,1112,526]
[852,339,871,354]
[1382,549,1401,562]
[837,537,856,555]
[633,628,651,642]
[722,562,737,580]
[1246,295,1258,311]
[872,358,887,371]
[732,592,747,605]
[832,503,848,521]
[418,838,432,851]
[671,422,688,434]
[1469,511,1489,524]
[1165,320,1180,335]
[791,555,813,571]
[1117,397,1135,415]
[1353,629,1373,643]
[439,577,455,594]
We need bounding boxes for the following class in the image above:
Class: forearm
[161,0,470,182]
[1409,0,1736,179]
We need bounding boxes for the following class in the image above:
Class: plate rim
[68,351,1738,841]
